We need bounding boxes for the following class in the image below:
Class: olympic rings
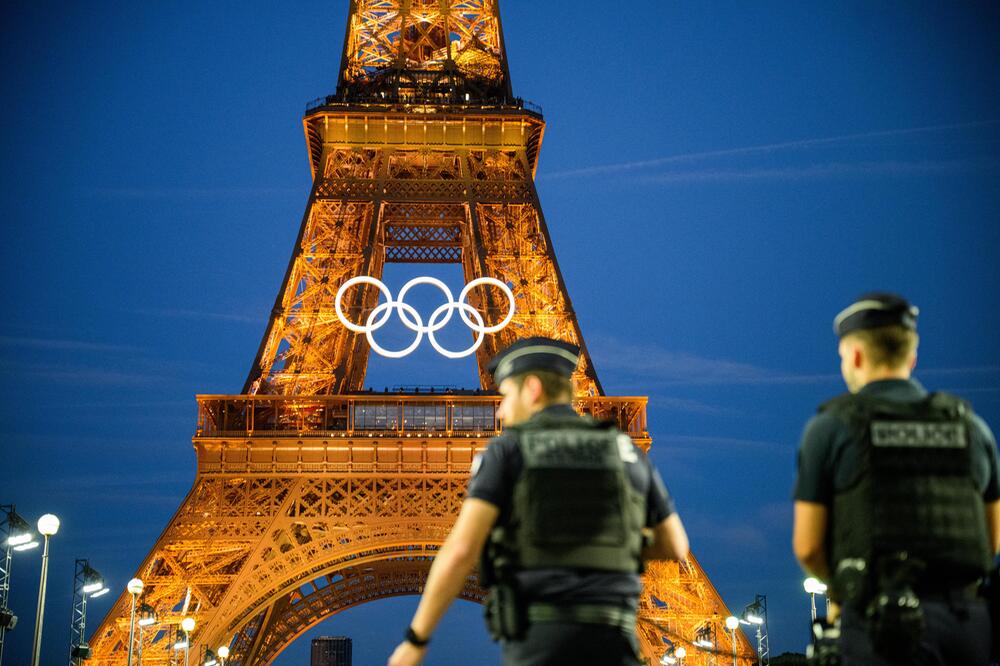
[334,276,516,359]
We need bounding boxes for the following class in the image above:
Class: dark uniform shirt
[793,378,1000,506]
[468,403,675,608]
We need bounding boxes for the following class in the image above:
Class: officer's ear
[521,374,546,405]
[841,336,864,370]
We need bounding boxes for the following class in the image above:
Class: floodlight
[174,640,189,650]
[13,541,39,552]
[81,564,105,594]
[745,612,764,625]
[71,643,92,658]
[37,513,60,536]
[0,608,16,630]
[803,577,828,595]
[89,587,110,598]
[660,657,676,665]
[5,509,35,546]
[204,650,218,666]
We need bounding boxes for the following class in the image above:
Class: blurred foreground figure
[793,293,1000,665]
[389,336,689,665]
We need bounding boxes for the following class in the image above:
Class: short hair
[510,369,573,403]
[848,325,919,368]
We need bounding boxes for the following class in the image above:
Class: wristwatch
[405,626,430,647]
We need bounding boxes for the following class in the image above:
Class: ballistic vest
[824,391,992,585]
[486,411,646,577]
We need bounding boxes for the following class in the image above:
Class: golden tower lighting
[87,2,754,663]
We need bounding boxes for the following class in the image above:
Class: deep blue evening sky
[2,1,999,664]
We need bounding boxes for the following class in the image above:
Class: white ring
[458,277,516,334]
[333,275,516,358]
[365,300,424,358]
[335,276,394,333]
[427,301,485,359]
[395,276,455,333]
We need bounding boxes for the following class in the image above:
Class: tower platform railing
[195,393,648,442]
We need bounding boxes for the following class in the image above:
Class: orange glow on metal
[86,2,755,664]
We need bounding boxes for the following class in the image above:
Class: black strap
[527,603,636,631]
[404,626,430,647]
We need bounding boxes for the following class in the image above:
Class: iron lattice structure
[88,2,756,664]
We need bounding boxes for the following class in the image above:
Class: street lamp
[126,578,144,666]
[803,577,828,622]
[136,604,156,665]
[725,615,740,666]
[181,617,196,666]
[675,646,686,665]
[217,645,230,665]
[1,505,39,666]
[30,513,59,666]
[71,560,110,664]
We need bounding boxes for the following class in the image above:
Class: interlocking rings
[334,276,516,359]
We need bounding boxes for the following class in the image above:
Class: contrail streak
[540,119,1000,179]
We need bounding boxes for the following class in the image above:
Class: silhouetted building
[311,636,352,666]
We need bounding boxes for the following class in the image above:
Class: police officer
[792,293,1000,665]
[388,336,689,666]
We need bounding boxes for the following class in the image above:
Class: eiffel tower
[89,2,753,664]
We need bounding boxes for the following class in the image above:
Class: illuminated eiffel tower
[89,2,753,664]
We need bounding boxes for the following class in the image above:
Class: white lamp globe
[181,617,196,633]
[675,647,686,658]
[725,615,740,630]
[37,513,60,536]
[127,578,144,595]
[218,646,230,658]
[803,576,828,595]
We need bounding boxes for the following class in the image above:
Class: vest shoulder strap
[820,390,969,422]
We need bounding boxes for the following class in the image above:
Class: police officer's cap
[833,292,919,337]
[488,336,580,385]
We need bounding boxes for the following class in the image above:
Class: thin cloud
[11,366,157,386]
[82,186,302,200]
[638,159,986,184]
[590,334,838,387]
[593,335,1000,388]
[0,335,139,353]
[540,119,1000,179]
[136,307,263,324]
[919,365,1000,376]
[655,434,789,454]
[649,396,742,417]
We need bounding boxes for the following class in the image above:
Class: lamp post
[1,504,38,666]
[217,646,229,665]
[725,615,740,666]
[803,577,828,622]
[136,604,156,666]
[70,560,110,664]
[30,513,59,666]
[675,646,686,665]
[181,617,196,666]
[126,578,144,666]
